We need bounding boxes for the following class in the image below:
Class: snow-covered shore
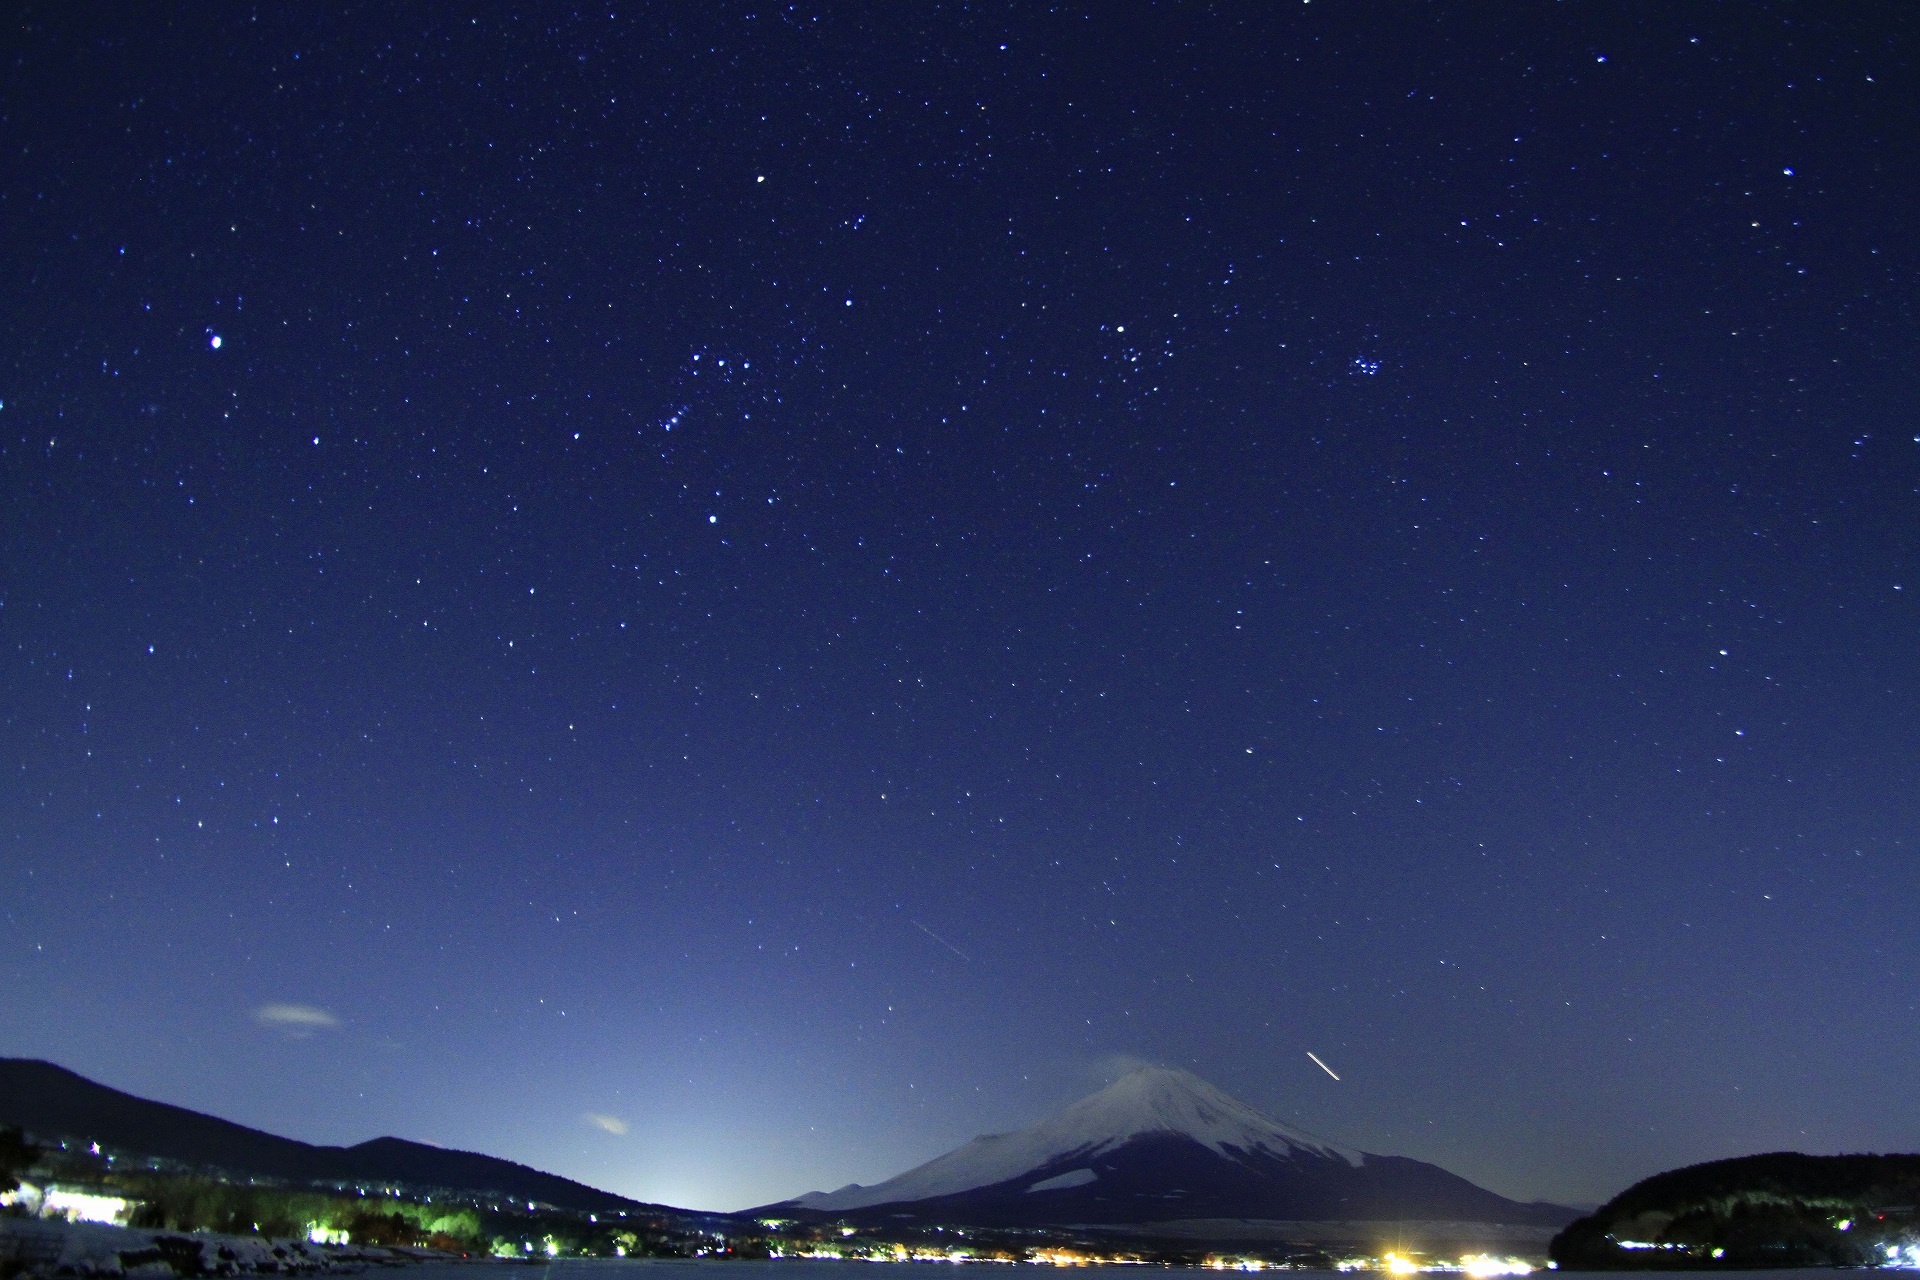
[0,1217,467,1278]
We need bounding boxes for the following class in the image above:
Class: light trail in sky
[911,919,971,961]
[1307,1051,1341,1081]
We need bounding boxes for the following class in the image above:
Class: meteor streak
[911,919,971,961]
[1307,1051,1341,1081]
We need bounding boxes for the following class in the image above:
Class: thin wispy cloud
[253,1003,340,1036]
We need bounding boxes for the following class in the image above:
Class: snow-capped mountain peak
[788,1066,1355,1212]
[1051,1066,1353,1162]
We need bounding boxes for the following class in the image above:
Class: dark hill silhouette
[1550,1151,1920,1269]
[0,1058,671,1216]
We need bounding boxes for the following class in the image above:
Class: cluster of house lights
[744,1246,1536,1270]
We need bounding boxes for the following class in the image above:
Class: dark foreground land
[1550,1152,1920,1269]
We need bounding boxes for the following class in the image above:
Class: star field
[3,2,1918,1213]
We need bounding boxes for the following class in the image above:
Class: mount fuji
[756,1067,1575,1229]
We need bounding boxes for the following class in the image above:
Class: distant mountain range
[0,1058,673,1217]
[2,1058,1576,1235]
[755,1066,1578,1229]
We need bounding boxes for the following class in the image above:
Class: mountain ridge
[0,1058,675,1216]
[756,1066,1576,1229]
[789,1067,1359,1212]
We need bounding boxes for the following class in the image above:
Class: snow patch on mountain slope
[791,1067,1357,1212]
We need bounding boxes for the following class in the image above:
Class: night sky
[4,2,1918,1216]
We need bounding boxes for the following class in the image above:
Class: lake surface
[398,1264,1866,1279]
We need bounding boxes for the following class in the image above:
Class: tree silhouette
[0,1127,37,1195]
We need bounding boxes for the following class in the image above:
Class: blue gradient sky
[4,2,1917,1212]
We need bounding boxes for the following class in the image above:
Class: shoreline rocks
[0,1218,468,1279]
